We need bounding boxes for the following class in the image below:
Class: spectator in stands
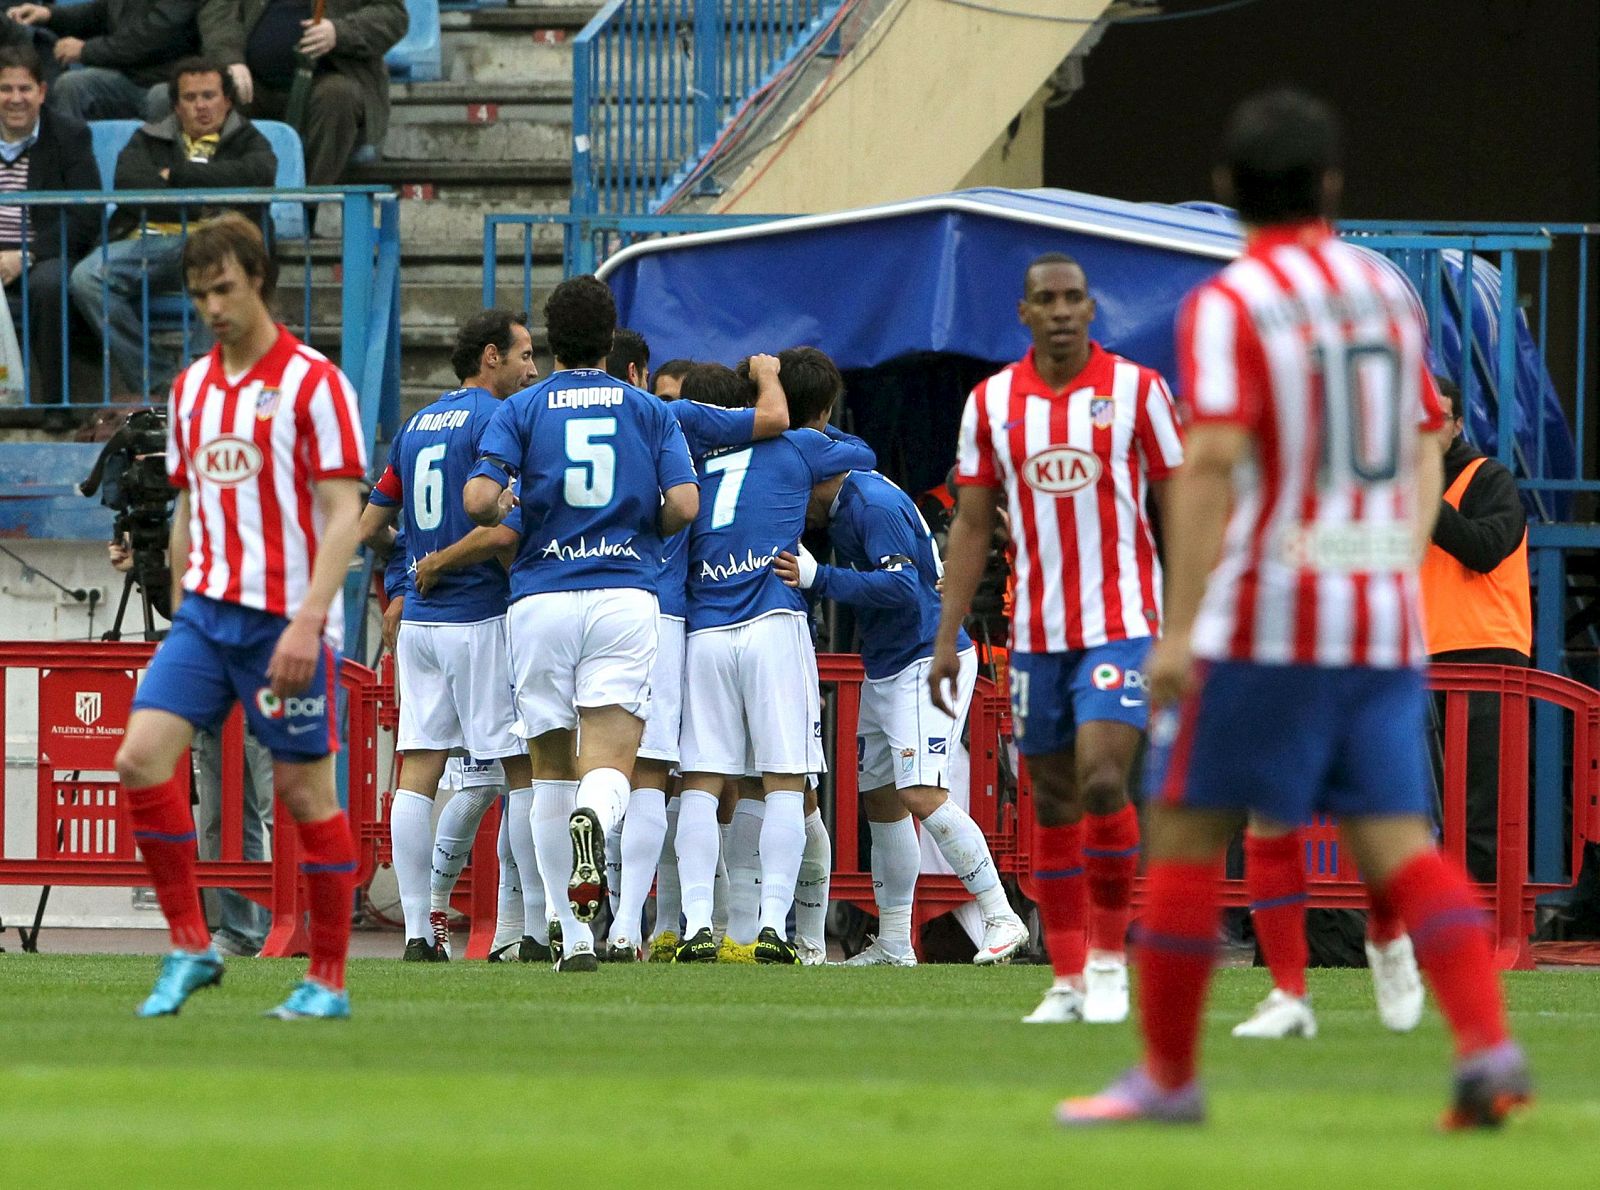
[5,0,200,121]
[69,56,275,398]
[0,44,96,404]
[196,0,406,186]
[1420,375,1532,882]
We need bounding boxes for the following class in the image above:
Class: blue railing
[569,0,845,270]
[0,187,400,431]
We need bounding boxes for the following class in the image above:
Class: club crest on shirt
[255,386,282,420]
[1090,396,1114,429]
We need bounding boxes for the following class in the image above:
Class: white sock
[605,821,623,919]
[757,790,805,936]
[869,817,920,953]
[921,800,1012,918]
[795,808,831,951]
[712,827,730,935]
[726,799,765,945]
[651,796,681,939]
[493,805,523,949]
[505,786,547,945]
[532,780,589,951]
[430,783,501,912]
[613,788,667,946]
[675,789,720,936]
[390,789,434,940]
[576,766,630,838]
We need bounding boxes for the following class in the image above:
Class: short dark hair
[452,309,529,382]
[1023,251,1083,297]
[169,56,237,106]
[183,211,277,300]
[679,362,753,410]
[1435,374,1462,421]
[543,275,615,367]
[1221,89,1342,225]
[652,358,694,396]
[776,346,843,426]
[606,328,650,383]
[0,44,45,85]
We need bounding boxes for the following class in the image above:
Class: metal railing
[0,187,400,433]
[569,0,844,268]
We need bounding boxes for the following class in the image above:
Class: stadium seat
[88,119,141,195]
[386,0,443,82]
[252,120,310,242]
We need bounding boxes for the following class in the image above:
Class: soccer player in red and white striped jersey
[932,254,1184,1025]
[1060,90,1528,1130]
[115,213,367,1021]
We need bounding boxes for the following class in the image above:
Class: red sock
[1379,849,1508,1057]
[124,776,210,951]
[1365,884,1406,946]
[1244,830,1308,998]
[296,813,357,990]
[1033,821,1087,979]
[1084,804,1140,956]
[1137,859,1221,1091]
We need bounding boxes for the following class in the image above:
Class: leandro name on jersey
[373,386,512,625]
[687,426,875,632]
[473,367,696,600]
[811,470,971,679]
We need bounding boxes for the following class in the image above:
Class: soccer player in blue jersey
[604,349,792,962]
[775,469,1030,966]
[674,346,876,964]
[464,277,699,972]
[360,309,539,961]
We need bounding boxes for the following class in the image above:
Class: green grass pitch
[2,955,1596,1188]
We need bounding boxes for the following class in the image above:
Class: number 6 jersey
[473,368,697,600]
[1175,219,1447,668]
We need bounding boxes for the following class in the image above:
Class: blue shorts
[1145,660,1431,825]
[1008,639,1151,757]
[133,594,339,763]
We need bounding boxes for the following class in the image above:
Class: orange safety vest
[1419,456,1532,656]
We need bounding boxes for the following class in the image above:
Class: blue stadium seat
[387,0,443,82]
[88,119,141,194]
[252,120,309,241]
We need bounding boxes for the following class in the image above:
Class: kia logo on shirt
[1021,445,1101,494]
[197,436,263,485]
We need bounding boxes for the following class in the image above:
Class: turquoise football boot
[264,979,352,1020]
[135,948,224,1017]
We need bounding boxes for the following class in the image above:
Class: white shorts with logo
[858,647,978,792]
[507,588,658,739]
[679,611,825,776]
[441,756,507,791]
[638,614,686,765]
[395,617,523,759]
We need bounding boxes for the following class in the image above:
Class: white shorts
[859,648,977,792]
[679,612,825,776]
[638,615,685,765]
[395,618,522,759]
[507,588,658,739]
[441,756,507,791]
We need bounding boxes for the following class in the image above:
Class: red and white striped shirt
[1176,219,1446,669]
[956,343,1185,653]
[167,326,367,645]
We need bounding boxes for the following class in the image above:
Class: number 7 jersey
[1176,219,1447,668]
[474,368,697,600]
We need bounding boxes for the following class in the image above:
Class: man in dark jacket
[197,0,404,185]
[1420,376,1532,881]
[0,43,97,404]
[69,56,274,396]
[5,0,199,121]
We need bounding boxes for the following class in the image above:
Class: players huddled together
[119,86,1526,1131]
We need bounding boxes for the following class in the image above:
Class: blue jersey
[686,427,876,632]
[659,400,759,619]
[472,368,697,600]
[812,471,971,679]
[373,387,509,624]
[383,527,409,600]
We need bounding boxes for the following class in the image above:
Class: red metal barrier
[0,641,382,957]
